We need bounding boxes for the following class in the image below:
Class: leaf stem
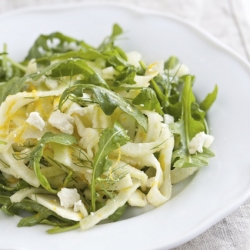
[7,57,27,72]
[47,222,80,234]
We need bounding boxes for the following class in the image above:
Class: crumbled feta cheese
[74,200,88,217]
[163,114,174,124]
[57,188,80,209]
[48,110,74,134]
[26,112,45,131]
[188,131,214,154]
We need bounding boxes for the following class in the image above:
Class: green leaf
[114,66,137,86]
[18,207,57,227]
[132,88,163,114]
[0,59,21,82]
[43,49,102,62]
[49,58,94,78]
[111,24,123,37]
[0,175,29,192]
[182,76,204,141]
[88,73,109,88]
[164,56,179,70]
[107,51,128,69]
[173,154,208,168]
[199,84,218,112]
[59,84,148,131]
[108,204,127,222]
[0,45,26,103]
[0,195,76,230]
[172,147,215,168]
[0,77,25,105]
[0,44,25,82]
[46,222,80,234]
[30,132,77,193]
[0,195,10,206]
[98,23,123,51]
[25,32,94,62]
[170,76,214,169]
[91,122,130,211]
[19,58,108,89]
[37,132,77,146]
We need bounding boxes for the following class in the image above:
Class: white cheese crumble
[57,188,80,209]
[26,112,45,131]
[74,200,88,217]
[188,131,214,154]
[48,110,74,134]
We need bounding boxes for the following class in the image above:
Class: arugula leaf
[182,77,204,140]
[91,122,130,211]
[0,57,21,82]
[49,58,94,78]
[59,84,148,131]
[0,195,77,230]
[140,60,181,116]
[22,58,94,81]
[200,84,218,112]
[98,23,123,51]
[164,56,179,70]
[37,49,103,64]
[29,132,77,193]
[46,222,80,234]
[25,32,94,62]
[0,174,29,192]
[0,77,25,105]
[0,45,26,103]
[152,74,191,120]
[0,44,25,81]
[25,24,125,69]
[19,57,109,88]
[170,76,215,168]
[18,206,62,227]
[132,88,163,114]
[114,66,137,86]
[171,143,215,168]
[0,194,10,207]
[105,49,129,70]
[108,204,127,222]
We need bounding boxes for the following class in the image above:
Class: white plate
[1,2,250,250]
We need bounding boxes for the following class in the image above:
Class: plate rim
[1,1,250,67]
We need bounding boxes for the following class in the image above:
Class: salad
[0,24,217,233]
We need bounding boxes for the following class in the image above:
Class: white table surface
[1,0,250,249]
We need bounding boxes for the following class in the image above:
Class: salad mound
[0,24,217,233]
